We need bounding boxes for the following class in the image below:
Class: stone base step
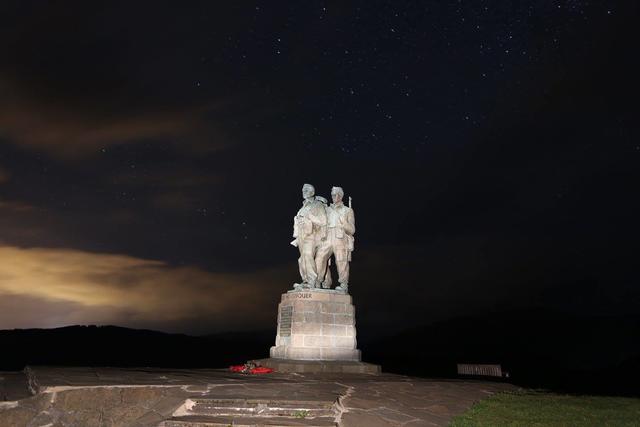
[253,358,381,374]
[160,415,336,427]
[189,398,335,417]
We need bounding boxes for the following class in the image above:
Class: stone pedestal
[270,289,361,361]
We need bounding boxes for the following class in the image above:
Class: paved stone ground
[0,367,515,426]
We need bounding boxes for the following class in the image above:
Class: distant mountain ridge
[0,325,274,371]
[2,310,638,395]
[363,309,640,395]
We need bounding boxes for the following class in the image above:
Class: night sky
[0,1,638,335]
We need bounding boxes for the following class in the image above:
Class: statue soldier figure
[291,183,327,289]
[315,186,355,293]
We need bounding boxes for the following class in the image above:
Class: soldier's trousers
[315,229,350,285]
[297,237,318,285]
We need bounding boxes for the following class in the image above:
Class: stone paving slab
[0,367,516,426]
[162,415,336,426]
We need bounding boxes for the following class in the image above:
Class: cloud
[0,199,34,212]
[111,167,223,190]
[0,75,232,159]
[0,103,201,157]
[151,191,200,212]
[112,168,222,213]
[0,168,9,184]
[0,245,288,333]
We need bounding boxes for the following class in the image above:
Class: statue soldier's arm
[291,215,299,247]
[344,208,355,236]
[308,202,327,227]
[345,208,355,258]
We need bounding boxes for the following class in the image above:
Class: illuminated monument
[257,184,380,373]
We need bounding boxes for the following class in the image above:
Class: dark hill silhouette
[361,309,640,396]
[1,310,637,395]
[0,325,274,371]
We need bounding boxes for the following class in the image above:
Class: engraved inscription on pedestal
[279,306,293,337]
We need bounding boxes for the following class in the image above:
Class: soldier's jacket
[327,202,355,251]
[293,197,327,239]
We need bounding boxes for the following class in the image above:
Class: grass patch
[450,390,640,426]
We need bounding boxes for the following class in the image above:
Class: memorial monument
[256,184,380,374]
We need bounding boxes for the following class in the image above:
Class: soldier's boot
[335,283,349,293]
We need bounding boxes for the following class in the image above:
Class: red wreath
[229,364,274,374]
